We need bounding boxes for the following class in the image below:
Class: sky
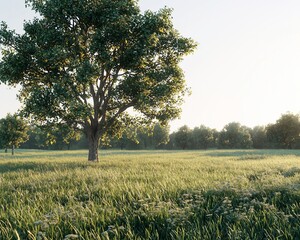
[1,0,300,132]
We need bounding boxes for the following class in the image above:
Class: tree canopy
[174,125,191,149]
[266,113,300,149]
[0,114,29,155]
[192,125,214,149]
[0,0,196,161]
[218,122,252,149]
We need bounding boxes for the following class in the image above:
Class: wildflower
[37,232,46,240]
[34,220,43,226]
[101,231,109,238]
[63,234,80,240]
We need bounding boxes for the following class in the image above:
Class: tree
[0,114,29,155]
[153,123,169,149]
[211,129,219,148]
[43,124,81,150]
[250,126,268,149]
[0,0,196,161]
[174,125,191,150]
[218,122,252,149]
[266,113,300,149]
[165,132,176,150]
[109,123,169,150]
[192,125,214,149]
[19,125,44,149]
[136,127,152,149]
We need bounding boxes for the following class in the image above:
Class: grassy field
[0,149,300,239]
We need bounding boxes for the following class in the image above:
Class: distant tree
[109,123,169,150]
[250,126,268,149]
[0,114,29,155]
[266,113,300,149]
[137,127,152,149]
[218,122,252,149]
[67,133,88,150]
[31,126,53,149]
[110,133,127,150]
[266,124,279,148]
[19,126,42,149]
[0,0,196,161]
[153,123,170,149]
[211,129,219,148]
[174,125,192,149]
[165,132,176,150]
[20,124,81,150]
[192,125,214,149]
[109,125,150,150]
[42,124,81,150]
[0,131,4,151]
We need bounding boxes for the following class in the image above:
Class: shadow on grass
[98,150,176,156]
[0,149,87,161]
[0,149,175,160]
[0,150,158,174]
[0,161,93,174]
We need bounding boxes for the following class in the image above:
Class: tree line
[169,113,300,150]
[1,112,300,153]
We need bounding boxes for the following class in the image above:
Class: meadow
[0,149,300,239]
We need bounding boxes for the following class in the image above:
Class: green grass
[0,149,300,239]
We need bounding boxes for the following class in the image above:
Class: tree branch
[103,100,136,132]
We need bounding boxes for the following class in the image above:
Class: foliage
[1,149,300,239]
[20,125,81,150]
[42,124,81,150]
[191,125,215,149]
[0,114,28,154]
[218,122,253,149]
[250,126,268,149]
[266,113,300,149]
[0,0,196,161]
[174,125,192,149]
[110,123,170,150]
[167,114,300,150]
[152,123,170,149]
[165,132,176,150]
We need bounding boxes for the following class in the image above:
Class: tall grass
[0,149,300,239]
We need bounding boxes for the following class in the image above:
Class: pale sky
[1,0,300,132]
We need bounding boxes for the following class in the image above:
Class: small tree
[0,0,196,161]
[0,114,29,155]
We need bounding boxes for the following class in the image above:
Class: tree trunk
[87,131,100,162]
[5,148,7,153]
[12,145,15,156]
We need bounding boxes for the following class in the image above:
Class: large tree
[0,0,196,161]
